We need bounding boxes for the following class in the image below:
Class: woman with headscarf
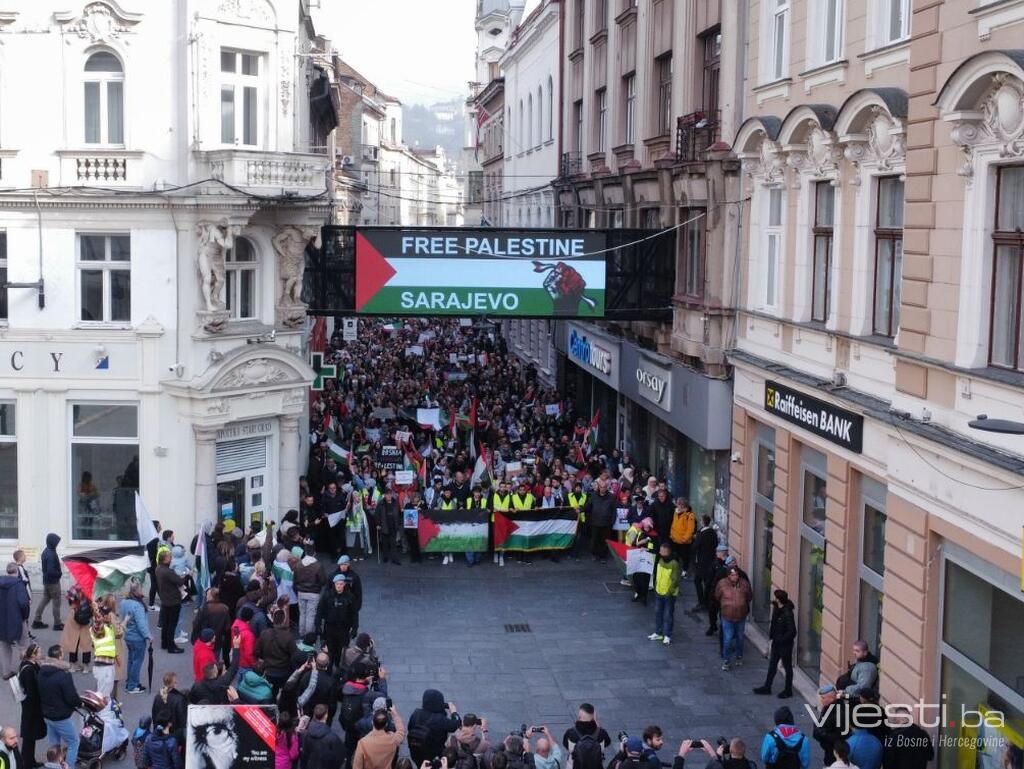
[18,643,44,768]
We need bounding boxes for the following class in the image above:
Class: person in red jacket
[192,628,217,683]
[231,606,257,669]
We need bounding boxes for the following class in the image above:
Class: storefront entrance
[215,424,272,533]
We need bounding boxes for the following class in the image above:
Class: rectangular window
[0,232,7,321]
[573,100,584,153]
[765,187,783,308]
[682,210,704,298]
[822,0,844,63]
[859,478,886,658]
[812,181,835,323]
[78,234,131,323]
[596,0,607,32]
[798,447,827,679]
[595,88,607,152]
[656,54,673,136]
[221,49,261,146]
[751,426,776,628]
[623,74,636,145]
[873,176,904,336]
[771,0,790,80]
[575,0,585,48]
[71,403,139,541]
[882,0,911,43]
[85,82,101,144]
[989,165,1024,369]
[0,404,16,539]
[702,29,722,116]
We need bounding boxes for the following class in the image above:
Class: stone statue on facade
[196,218,239,332]
[273,225,320,328]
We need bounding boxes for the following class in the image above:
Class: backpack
[338,691,365,731]
[768,733,804,769]
[408,723,431,753]
[74,601,93,627]
[131,720,151,769]
[571,733,604,769]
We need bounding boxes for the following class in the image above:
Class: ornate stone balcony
[197,149,331,196]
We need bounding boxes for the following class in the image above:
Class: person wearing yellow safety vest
[510,481,536,565]
[490,480,512,567]
[464,487,488,567]
[567,482,588,561]
[436,487,458,566]
[89,609,119,698]
[648,541,681,645]
[624,518,656,605]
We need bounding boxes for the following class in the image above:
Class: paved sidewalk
[2,557,824,768]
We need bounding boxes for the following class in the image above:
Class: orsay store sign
[635,358,672,411]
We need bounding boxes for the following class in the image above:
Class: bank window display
[798,446,827,678]
[858,477,886,659]
[71,403,139,541]
[751,425,776,627]
[0,404,16,539]
[939,557,1024,768]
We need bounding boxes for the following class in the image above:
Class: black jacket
[151,687,188,743]
[38,661,81,721]
[41,534,62,585]
[693,527,718,572]
[649,498,674,541]
[768,601,797,648]
[254,626,298,675]
[407,688,461,765]
[18,661,45,740]
[812,699,852,764]
[883,724,934,769]
[301,720,345,769]
[316,590,356,635]
[188,650,239,705]
[585,491,617,528]
[377,497,402,536]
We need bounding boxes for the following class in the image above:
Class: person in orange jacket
[668,498,697,576]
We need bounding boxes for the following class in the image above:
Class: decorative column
[194,426,220,529]
[279,416,301,515]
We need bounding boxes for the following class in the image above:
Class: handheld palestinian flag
[494,508,578,552]
[63,546,149,599]
[418,509,489,553]
[583,409,600,456]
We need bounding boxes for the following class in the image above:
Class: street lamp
[968,414,1024,434]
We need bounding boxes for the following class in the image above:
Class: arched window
[527,94,533,149]
[547,76,554,141]
[537,86,543,146]
[225,237,258,320]
[84,51,124,145]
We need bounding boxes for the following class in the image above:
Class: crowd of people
[0,319,941,769]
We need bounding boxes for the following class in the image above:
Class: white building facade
[0,0,328,559]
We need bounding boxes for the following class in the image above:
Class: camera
[386,698,393,710]
[716,737,729,749]
[531,727,544,735]
[617,732,629,744]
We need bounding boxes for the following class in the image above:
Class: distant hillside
[403,100,466,158]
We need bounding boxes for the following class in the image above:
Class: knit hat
[774,706,795,725]
[291,546,304,559]
[625,737,643,757]
[373,697,388,712]
[355,632,372,649]
[333,573,349,584]
[716,543,729,553]
[337,555,351,565]
[200,628,215,643]
[223,519,236,533]
[725,555,737,566]
[818,684,836,695]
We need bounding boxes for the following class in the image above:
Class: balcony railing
[57,149,145,186]
[560,151,582,177]
[198,149,330,194]
[676,110,720,163]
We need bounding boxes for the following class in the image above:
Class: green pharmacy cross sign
[310,352,336,391]
[354,228,607,318]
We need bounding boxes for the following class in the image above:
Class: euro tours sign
[354,229,607,317]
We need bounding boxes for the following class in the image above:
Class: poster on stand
[187,705,277,769]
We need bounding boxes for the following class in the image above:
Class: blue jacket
[144,731,183,769]
[41,534,62,585]
[37,662,81,721]
[0,575,29,643]
[120,596,152,643]
[847,729,883,769]
[760,725,810,769]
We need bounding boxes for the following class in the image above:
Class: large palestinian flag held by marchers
[418,509,489,553]
[494,508,578,552]
[63,546,149,598]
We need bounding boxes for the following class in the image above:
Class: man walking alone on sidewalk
[753,589,796,698]
[32,535,63,631]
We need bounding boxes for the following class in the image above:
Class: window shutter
[216,437,267,475]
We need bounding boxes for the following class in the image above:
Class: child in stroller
[76,690,129,768]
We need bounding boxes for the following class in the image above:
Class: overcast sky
[313,0,543,106]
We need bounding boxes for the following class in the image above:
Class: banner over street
[355,228,607,317]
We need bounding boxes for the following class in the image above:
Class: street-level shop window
[0,231,7,321]
[798,446,827,678]
[0,404,16,539]
[873,176,904,337]
[70,403,139,541]
[812,181,835,323]
[751,424,776,628]
[84,51,124,146]
[225,236,257,320]
[78,233,130,323]
[989,165,1024,370]
[858,477,886,660]
[221,49,260,146]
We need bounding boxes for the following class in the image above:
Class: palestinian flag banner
[63,546,149,599]
[494,508,579,552]
[418,509,489,553]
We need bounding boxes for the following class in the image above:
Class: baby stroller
[76,691,130,769]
